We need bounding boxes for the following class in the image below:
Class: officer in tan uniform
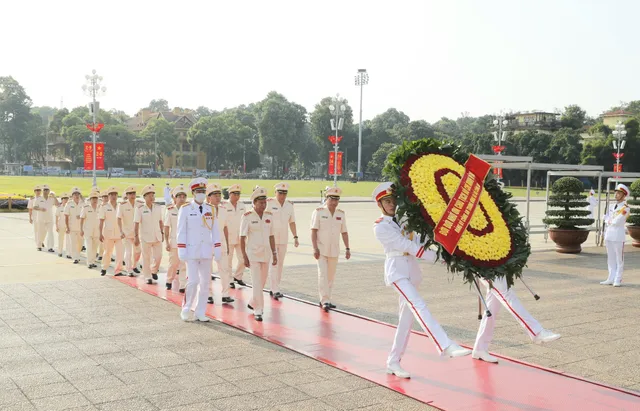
[97,191,109,262]
[311,187,350,311]
[98,186,125,276]
[267,182,299,300]
[80,191,101,269]
[33,184,59,252]
[64,187,83,264]
[134,185,164,284]
[226,184,247,287]
[240,187,278,322]
[117,186,140,276]
[55,193,70,258]
[206,183,232,303]
[163,185,187,291]
[28,186,42,249]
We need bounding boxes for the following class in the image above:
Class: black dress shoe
[128,273,135,277]
[133,268,140,274]
[234,278,247,286]
[97,256,102,261]
[207,297,214,304]
[111,258,115,262]
[329,303,336,309]
[100,270,106,276]
[254,314,263,322]
[211,275,216,281]
[48,249,55,253]
[122,261,126,266]
[247,304,253,310]
[58,253,62,257]
[152,273,158,281]
[166,283,172,290]
[229,282,235,289]
[114,273,124,277]
[82,246,86,251]
[73,260,79,264]
[66,256,72,259]
[37,248,42,251]
[146,279,152,285]
[274,292,284,299]
[323,303,330,312]
[222,296,234,303]
[179,288,185,294]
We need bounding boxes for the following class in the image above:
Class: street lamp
[491,114,509,183]
[329,94,347,187]
[612,121,627,172]
[81,69,106,187]
[354,69,369,180]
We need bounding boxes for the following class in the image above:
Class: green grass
[1,176,548,199]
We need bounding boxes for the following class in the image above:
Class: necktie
[392,216,399,226]
[199,205,203,214]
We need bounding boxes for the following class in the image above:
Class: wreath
[383,138,531,287]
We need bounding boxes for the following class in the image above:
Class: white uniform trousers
[141,241,162,280]
[605,240,625,284]
[98,240,105,260]
[102,238,124,274]
[123,237,136,272]
[473,276,543,352]
[249,262,269,315]
[390,278,452,359]
[211,248,231,298]
[182,259,212,318]
[269,244,287,294]
[167,248,187,288]
[228,243,246,280]
[85,236,100,266]
[68,232,82,261]
[57,230,66,255]
[38,222,54,250]
[317,255,338,305]
[32,221,40,248]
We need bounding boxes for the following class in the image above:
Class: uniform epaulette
[119,200,127,204]
[167,205,175,210]
[287,200,293,204]
[264,210,273,215]
[267,198,273,201]
[374,217,383,224]
[316,207,324,211]
[337,208,344,213]
[219,204,226,208]
[243,211,252,216]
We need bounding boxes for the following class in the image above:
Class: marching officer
[225,184,247,287]
[33,184,58,252]
[163,185,187,291]
[55,193,70,258]
[206,183,232,304]
[601,183,631,287]
[28,186,42,250]
[240,187,278,322]
[80,191,101,269]
[267,182,299,299]
[97,191,109,262]
[117,187,143,276]
[134,185,164,284]
[372,182,472,379]
[64,188,83,264]
[177,178,222,322]
[310,187,350,312]
[98,187,125,276]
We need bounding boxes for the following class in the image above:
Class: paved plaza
[1,200,639,410]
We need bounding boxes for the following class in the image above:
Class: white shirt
[223,200,246,245]
[604,201,630,242]
[164,186,173,206]
[176,201,221,261]
[268,198,296,245]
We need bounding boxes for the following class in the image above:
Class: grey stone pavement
[1,198,639,410]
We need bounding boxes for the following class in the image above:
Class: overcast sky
[2,0,638,122]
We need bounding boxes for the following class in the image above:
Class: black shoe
[88,264,95,269]
[128,273,135,277]
[37,248,42,251]
[269,291,273,297]
[207,297,214,304]
[179,288,185,294]
[82,246,86,251]
[254,314,263,322]
[234,278,247,286]
[58,253,62,257]
[274,292,284,299]
[114,273,124,277]
[211,275,216,281]
[100,269,106,276]
[222,296,234,303]
[247,304,253,310]
[73,260,79,264]
[133,268,140,274]
[146,279,152,285]
[97,256,102,261]
[166,283,172,290]
[122,261,126,266]
[152,273,158,281]
[111,258,115,262]
[66,256,72,259]
[329,303,336,309]
[323,303,330,312]
[48,249,55,253]
[229,282,235,289]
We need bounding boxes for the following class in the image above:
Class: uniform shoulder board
[316,207,324,211]
[119,200,127,204]
[264,210,273,215]
[267,198,273,201]
[167,205,175,210]
[374,217,383,224]
[243,211,252,216]
[219,204,226,208]
[337,208,344,213]
[287,200,294,204]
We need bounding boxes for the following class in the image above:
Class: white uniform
[134,203,164,280]
[224,199,246,280]
[373,215,453,363]
[164,186,173,207]
[211,203,231,298]
[33,195,56,250]
[55,204,69,257]
[64,199,83,261]
[80,203,101,266]
[311,205,347,305]
[603,201,630,285]
[163,204,186,289]
[587,191,598,220]
[117,199,141,273]
[99,201,124,275]
[177,201,221,317]
[28,198,39,248]
[267,198,295,294]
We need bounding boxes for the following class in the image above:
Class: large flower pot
[628,226,640,248]
[548,228,589,254]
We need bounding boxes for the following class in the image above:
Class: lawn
[1,176,548,199]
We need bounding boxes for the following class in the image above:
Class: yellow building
[509,111,560,135]
[602,110,633,128]
[128,108,206,171]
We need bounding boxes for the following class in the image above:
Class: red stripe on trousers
[393,283,443,353]
[492,287,536,336]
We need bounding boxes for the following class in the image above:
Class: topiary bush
[627,179,640,227]
[543,177,594,229]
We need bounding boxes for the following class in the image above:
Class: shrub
[543,177,594,229]
[627,179,640,226]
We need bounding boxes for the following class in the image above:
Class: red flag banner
[328,151,343,176]
[95,142,105,170]
[613,163,623,173]
[434,154,492,254]
[84,142,93,170]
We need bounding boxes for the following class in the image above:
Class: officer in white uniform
[134,185,164,284]
[80,191,101,269]
[33,184,58,252]
[601,183,631,287]
[117,186,140,276]
[64,188,83,264]
[588,188,598,220]
[267,182,299,299]
[55,193,70,258]
[28,186,42,250]
[206,183,232,304]
[177,178,222,322]
[99,187,125,277]
[163,185,188,291]
[163,181,173,207]
[225,184,247,287]
[372,183,472,379]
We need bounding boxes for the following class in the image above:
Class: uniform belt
[387,251,410,258]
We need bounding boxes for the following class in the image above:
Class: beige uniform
[212,203,231,297]
[311,206,348,305]
[224,200,247,280]
[55,205,69,256]
[80,204,101,266]
[34,195,56,250]
[28,198,39,248]
[99,202,124,275]
[134,203,163,280]
[163,204,186,288]
[117,200,141,273]
[240,209,275,315]
[64,200,83,260]
[267,198,295,294]
[97,202,108,259]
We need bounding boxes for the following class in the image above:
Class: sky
[2,0,639,123]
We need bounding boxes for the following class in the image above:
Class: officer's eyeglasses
[327,196,340,200]
[277,190,288,195]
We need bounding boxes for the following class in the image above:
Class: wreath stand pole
[519,277,541,300]
[477,297,482,320]
[472,277,492,318]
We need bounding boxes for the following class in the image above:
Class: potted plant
[543,177,594,253]
[627,179,640,248]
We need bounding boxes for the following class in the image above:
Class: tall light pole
[491,114,509,183]
[82,69,106,187]
[354,69,369,180]
[612,120,627,172]
[329,94,347,187]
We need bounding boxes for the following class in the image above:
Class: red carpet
[113,276,640,410]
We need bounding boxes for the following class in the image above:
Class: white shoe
[443,343,472,358]
[472,350,499,363]
[195,315,210,322]
[600,280,613,285]
[386,363,410,379]
[613,282,621,287]
[533,329,561,344]
[180,311,191,322]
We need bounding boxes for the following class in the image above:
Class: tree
[0,76,33,163]
[146,99,170,112]
[546,128,582,164]
[141,118,178,170]
[367,142,397,178]
[560,105,587,129]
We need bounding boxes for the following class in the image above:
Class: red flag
[328,152,343,176]
[84,142,93,170]
[95,142,105,170]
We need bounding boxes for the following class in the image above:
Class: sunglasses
[277,190,288,194]
[327,196,340,200]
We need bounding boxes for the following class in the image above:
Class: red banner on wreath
[328,151,343,176]
[84,142,105,171]
[434,154,492,254]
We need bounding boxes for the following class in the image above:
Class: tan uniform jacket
[116,200,137,238]
[240,209,274,263]
[163,205,179,248]
[311,206,348,258]
[64,200,83,232]
[134,203,163,243]
[223,200,246,245]
[80,204,101,237]
[267,198,295,245]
